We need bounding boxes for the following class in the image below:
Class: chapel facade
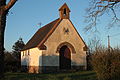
[21,3,87,73]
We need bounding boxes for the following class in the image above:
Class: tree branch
[84,0,120,32]
[4,0,17,11]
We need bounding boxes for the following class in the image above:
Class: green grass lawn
[3,71,97,80]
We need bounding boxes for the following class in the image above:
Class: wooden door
[59,45,71,70]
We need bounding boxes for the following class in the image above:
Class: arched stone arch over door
[56,42,76,70]
[56,42,76,54]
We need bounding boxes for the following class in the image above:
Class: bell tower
[59,3,71,19]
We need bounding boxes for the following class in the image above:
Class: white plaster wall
[21,48,42,66]
[21,51,29,66]
[43,19,87,67]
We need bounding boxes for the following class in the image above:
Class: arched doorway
[59,45,71,70]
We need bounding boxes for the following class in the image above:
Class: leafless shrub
[91,47,120,80]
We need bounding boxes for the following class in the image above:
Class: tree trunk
[0,0,17,78]
[0,1,7,78]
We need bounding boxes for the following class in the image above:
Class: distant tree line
[5,38,25,72]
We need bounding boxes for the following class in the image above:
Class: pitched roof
[22,18,61,50]
[22,3,87,51]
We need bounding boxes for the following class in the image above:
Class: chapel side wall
[21,48,42,73]
[21,50,30,72]
[42,19,87,70]
[21,51,29,66]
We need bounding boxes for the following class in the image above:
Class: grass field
[3,71,97,80]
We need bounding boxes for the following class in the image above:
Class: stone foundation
[41,66,59,73]
[41,66,86,73]
[21,65,86,73]
[28,66,39,73]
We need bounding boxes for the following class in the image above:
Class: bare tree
[0,0,17,78]
[88,37,101,53]
[84,0,120,32]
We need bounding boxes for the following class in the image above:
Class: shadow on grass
[4,71,97,80]
[56,71,97,80]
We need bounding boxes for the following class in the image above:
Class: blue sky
[5,0,120,51]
